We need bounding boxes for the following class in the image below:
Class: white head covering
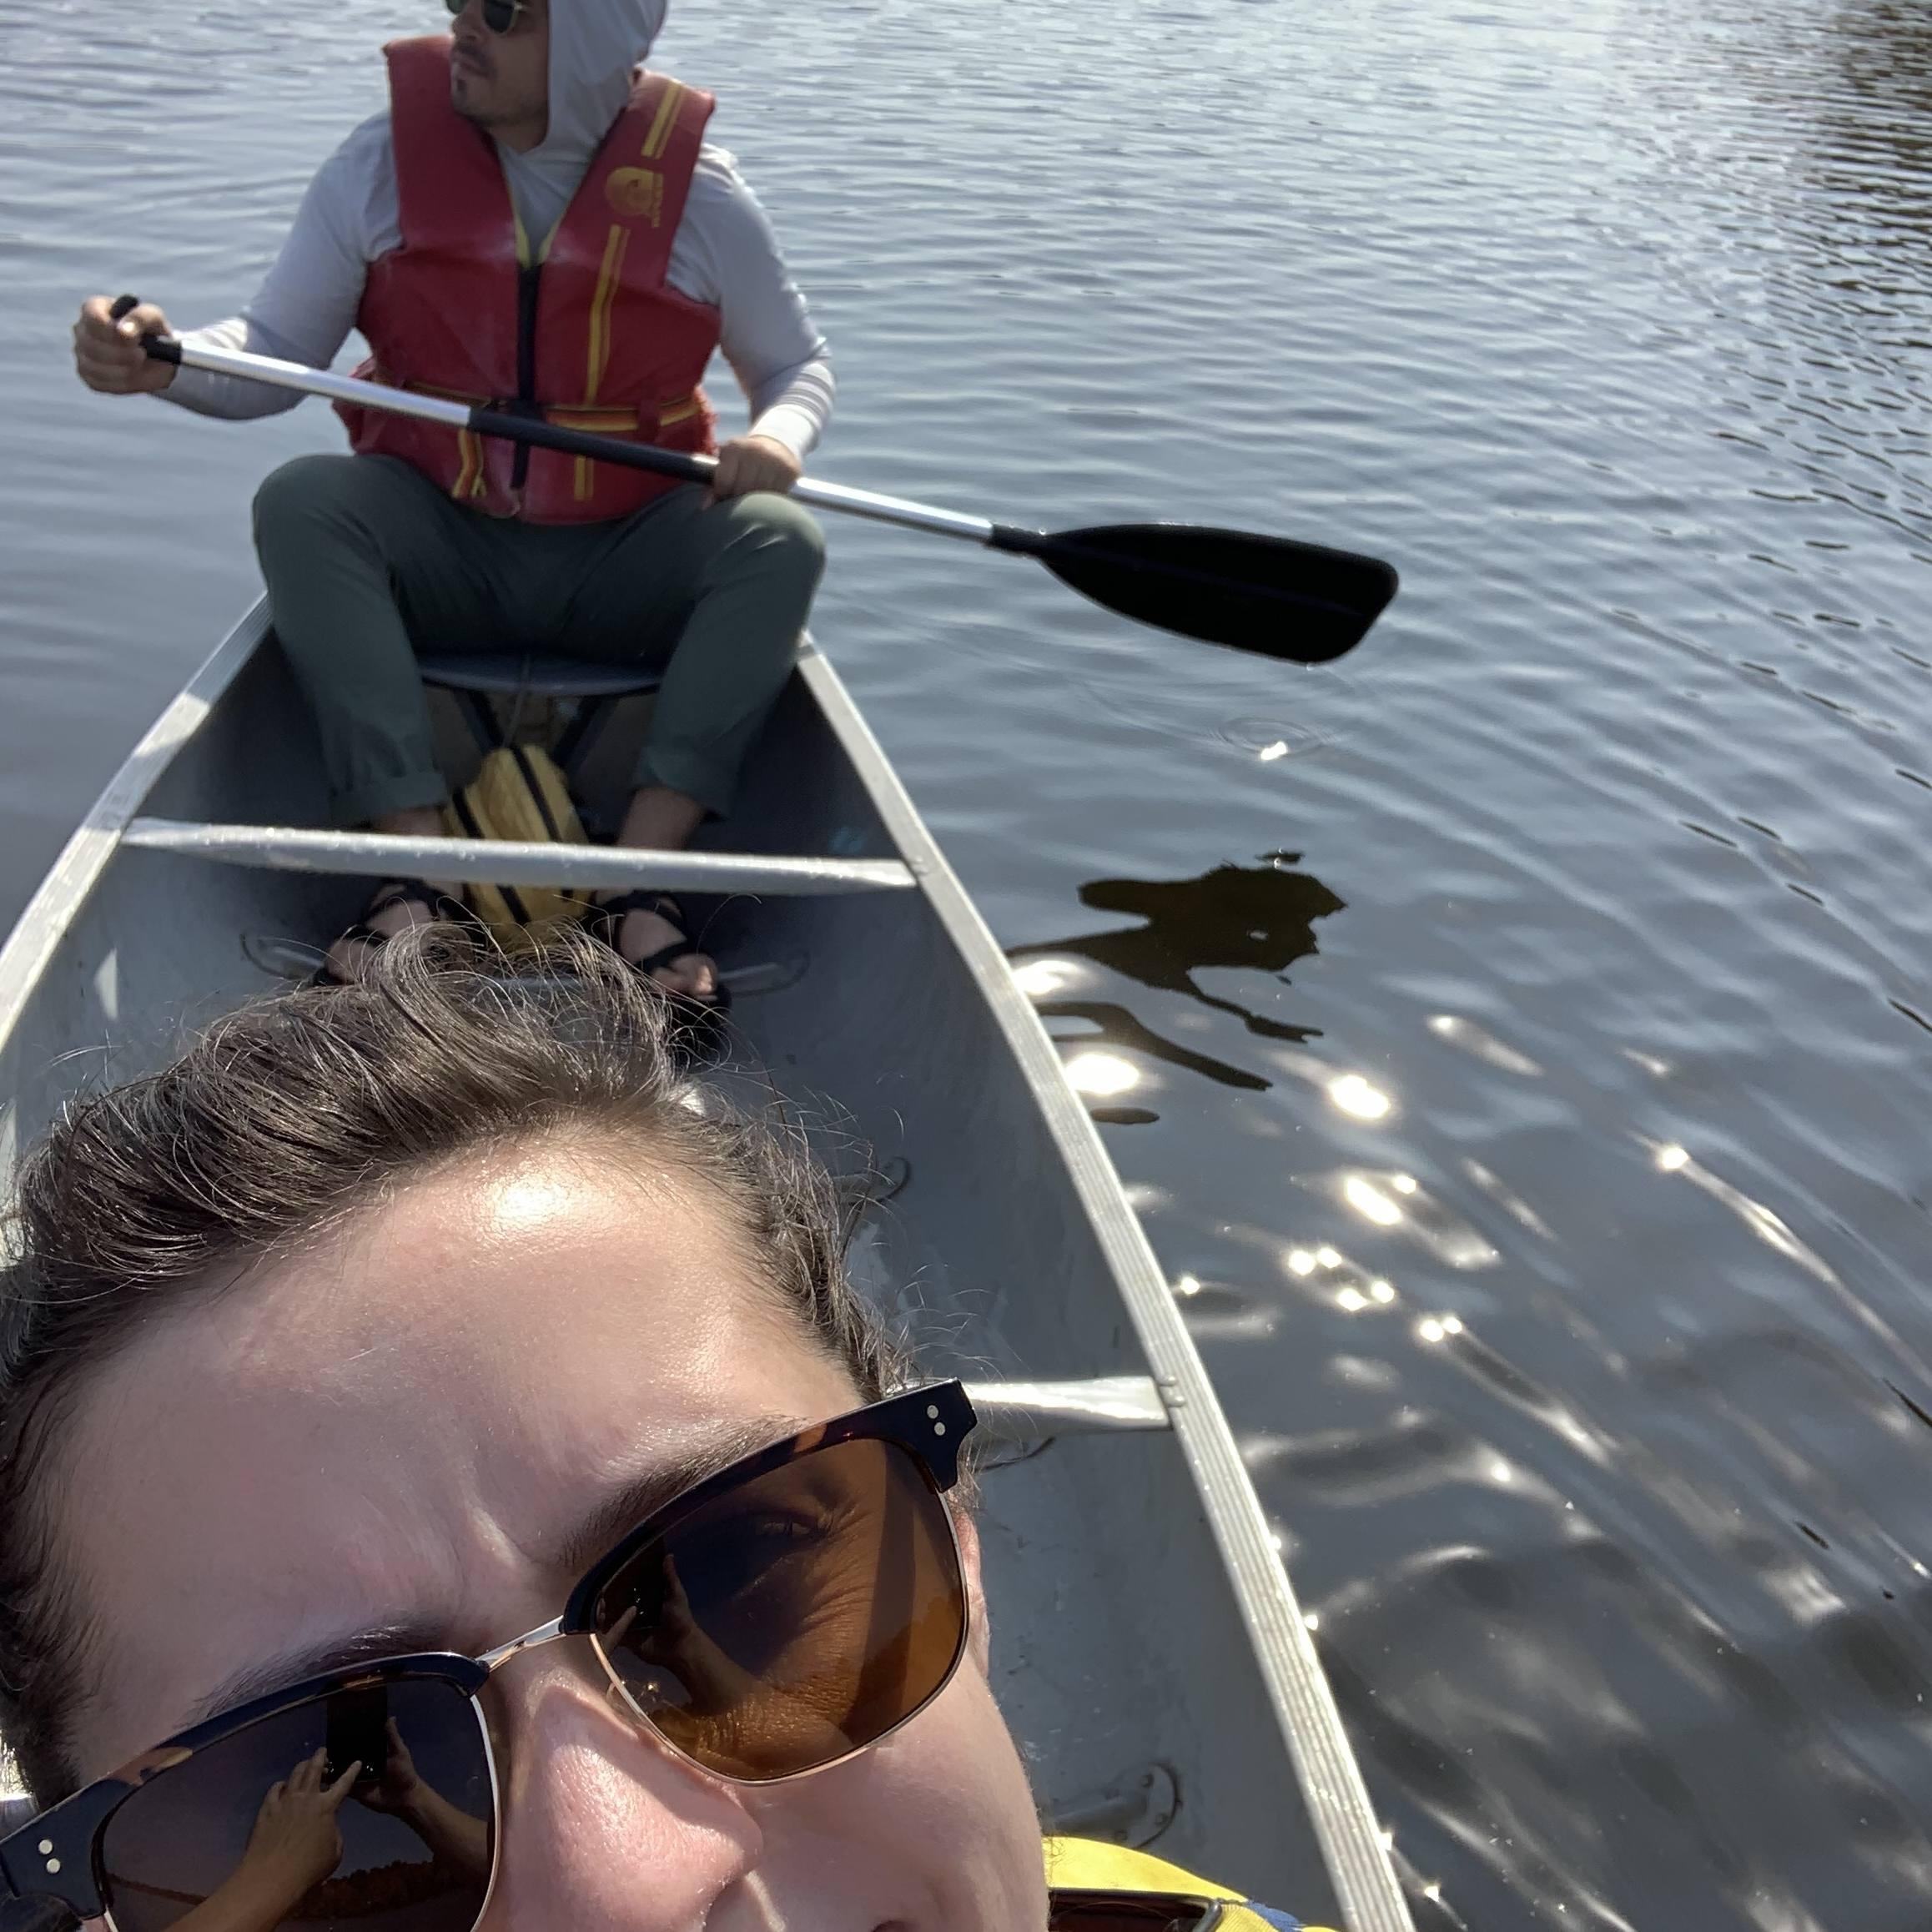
[497,0,669,246]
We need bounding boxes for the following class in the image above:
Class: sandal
[312,879,473,987]
[588,889,733,1057]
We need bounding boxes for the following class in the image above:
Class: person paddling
[72,0,832,1020]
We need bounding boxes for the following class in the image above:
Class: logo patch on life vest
[605,166,664,224]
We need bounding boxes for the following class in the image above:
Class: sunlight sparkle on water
[1328,1072,1392,1120]
[1655,1142,1690,1172]
[1066,1050,1139,1097]
[1011,958,1074,999]
[1344,1175,1403,1225]
[1257,740,1289,762]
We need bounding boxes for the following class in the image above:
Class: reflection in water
[1015,859,1346,1117]
[1014,857,1344,1045]
[1048,999,1269,1096]
[1327,1073,1392,1121]
[1322,1170,1502,1272]
[1460,1159,1556,1243]
[1063,1049,1141,1098]
[1282,1242,1398,1316]
[1815,3,1932,250]
[1644,1136,1924,1376]
[1426,1015,1543,1079]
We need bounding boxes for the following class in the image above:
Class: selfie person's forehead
[58,1150,856,1774]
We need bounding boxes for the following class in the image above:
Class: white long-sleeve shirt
[166,110,834,460]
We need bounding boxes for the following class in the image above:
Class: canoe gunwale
[0,601,270,1042]
[796,650,1415,1932]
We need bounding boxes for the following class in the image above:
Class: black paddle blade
[989,521,1396,663]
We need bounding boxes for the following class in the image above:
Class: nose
[480,1648,763,1932]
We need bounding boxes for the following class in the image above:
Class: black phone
[323,1685,390,1787]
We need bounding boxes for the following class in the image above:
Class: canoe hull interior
[0,608,1368,1919]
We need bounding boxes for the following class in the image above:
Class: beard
[446,39,547,138]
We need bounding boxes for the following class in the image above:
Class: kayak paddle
[115,296,1396,663]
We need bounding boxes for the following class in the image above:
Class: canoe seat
[420,651,662,779]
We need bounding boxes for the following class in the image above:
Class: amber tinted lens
[590,1436,967,1780]
[99,1677,495,1932]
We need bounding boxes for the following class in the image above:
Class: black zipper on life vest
[511,261,542,491]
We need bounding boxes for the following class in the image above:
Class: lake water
[4,0,1931,1924]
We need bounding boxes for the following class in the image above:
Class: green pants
[252,452,826,827]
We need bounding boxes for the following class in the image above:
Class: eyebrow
[181,1414,809,1728]
[545,1415,796,1579]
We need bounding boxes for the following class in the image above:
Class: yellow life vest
[1044,1837,1337,1932]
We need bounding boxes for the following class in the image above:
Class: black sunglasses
[0,1382,975,1932]
[445,0,530,38]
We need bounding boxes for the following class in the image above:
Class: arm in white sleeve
[163,113,394,420]
[667,149,834,461]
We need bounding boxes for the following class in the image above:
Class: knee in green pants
[633,492,827,817]
[252,453,461,828]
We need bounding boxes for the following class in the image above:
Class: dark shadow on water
[1814,1,1932,239]
[1015,854,1344,1036]
[1039,997,1271,1093]
[1013,855,1346,1099]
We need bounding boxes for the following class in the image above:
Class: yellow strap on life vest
[1042,1839,1337,1932]
[1044,1838,1243,1899]
[640,79,687,161]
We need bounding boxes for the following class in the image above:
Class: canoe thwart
[121,818,916,895]
[961,1375,1173,1438]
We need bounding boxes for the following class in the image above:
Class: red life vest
[335,35,721,524]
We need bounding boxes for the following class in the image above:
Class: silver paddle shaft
[161,338,996,542]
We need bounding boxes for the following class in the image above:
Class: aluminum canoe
[0,602,1412,1932]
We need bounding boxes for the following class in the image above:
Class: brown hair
[0,928,909,1802]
